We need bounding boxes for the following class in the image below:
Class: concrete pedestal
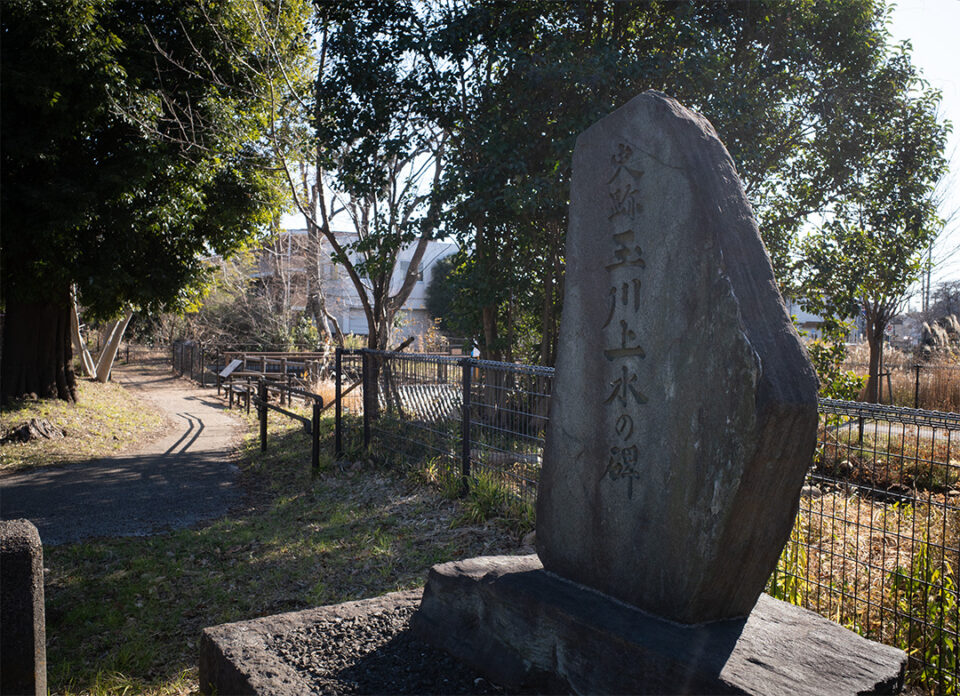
[412,555,906,695]
[1,519,47,696]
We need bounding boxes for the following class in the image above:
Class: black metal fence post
[199,343,205,387]
[259,379,267,452]
[335,348,344,460]
[312,400,321,472]
[460,357,472,497]
[362,350,371,450]
[217,350,222,396]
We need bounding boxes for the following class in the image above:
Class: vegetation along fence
[844,362,960,413]
[170,344,959,692]
[334,349,959,695]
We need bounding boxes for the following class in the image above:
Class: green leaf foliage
[428,0,947,364]
[1,0,312,319]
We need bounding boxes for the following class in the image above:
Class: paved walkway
[0,360,243,545]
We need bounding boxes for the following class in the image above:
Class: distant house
[887,314,922,346]
[783,298,864,343]
[253,228,457,338]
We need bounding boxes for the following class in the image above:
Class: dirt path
[0,360,244,545]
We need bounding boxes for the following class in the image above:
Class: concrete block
[1,519,46,696]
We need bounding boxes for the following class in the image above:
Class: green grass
[0,378,169,473]
[44,408,522,696]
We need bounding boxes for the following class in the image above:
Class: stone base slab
[199,589,421,695]
[412,555,906,695]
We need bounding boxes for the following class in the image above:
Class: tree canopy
[428,0,948,365]
[276,0,449,352]
[797,43,948,400]
[1,0,311,401]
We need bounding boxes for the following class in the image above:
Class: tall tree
[265,1,448,352]
[1,0,310,403]
[434,0,929,364]
[798,46,948,402]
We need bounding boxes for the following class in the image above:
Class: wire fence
[333,349,959,695]
[343,350,551,512]
[789,400,959,694]
[170,343,958,692]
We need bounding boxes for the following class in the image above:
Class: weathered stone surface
[413,555,906,695]
[537,91,819,623]
[1,519,47,696]
[199,590,422,696]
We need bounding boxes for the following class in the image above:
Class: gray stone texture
[1,519,47,696]
[413,555,906,695]
[537,91,819,623]
[199,590,422,696]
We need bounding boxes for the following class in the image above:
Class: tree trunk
[540,256,555,367]
[865,327,882,403]
[95,313,133,383]
[1,295,77,404]
[481,304,500,361]
[70,294,96,378]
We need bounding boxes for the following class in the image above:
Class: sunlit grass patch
[0,378,170,472]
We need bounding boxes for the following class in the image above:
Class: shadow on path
[0,362,243,545]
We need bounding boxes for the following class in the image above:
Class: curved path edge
[0,360,245,545]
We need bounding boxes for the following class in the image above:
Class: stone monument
[412,92,907,694]
[536,90,819,624]
[198,91,908,695]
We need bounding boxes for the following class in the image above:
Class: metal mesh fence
[342,349,960,693]
[354,351,550,514]
[778,400,959,694]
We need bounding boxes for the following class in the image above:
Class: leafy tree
[805,321,867,401]
[798,46,948,402]
[268,0,448,352]
[425,252,482,342]
[0,0,310,403]
[433,0,939,364]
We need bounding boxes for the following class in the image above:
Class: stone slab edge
[413,555,906,696]
[199,589,422,696]
[1,518,47,696]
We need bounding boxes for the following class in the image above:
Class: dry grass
[842,344,960,412]
[774,489,959,694]
[308,377,363,413]
[0,378,171,473]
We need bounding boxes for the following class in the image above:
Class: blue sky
[890,0,960,293]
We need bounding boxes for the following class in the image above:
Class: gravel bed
[271,603,512,695]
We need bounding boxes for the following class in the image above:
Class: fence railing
[171,343,958,692]
[334,348,959,694]
[172,340,215,386]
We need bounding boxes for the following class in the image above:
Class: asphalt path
[0,360,243,545]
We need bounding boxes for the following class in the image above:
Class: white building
[257,228,457,339]
[784,298,864,343]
